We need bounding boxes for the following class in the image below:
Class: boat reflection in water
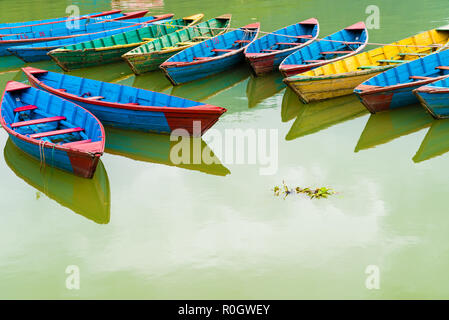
[355,105,433,152]
[281,87,306,123]
[413,119,449,163]
[246,72,285,109]
[285,94,367,141]
[132,70,172,93]
[170,64,251,102]
[104,127,230,176]
[4,139,111,224]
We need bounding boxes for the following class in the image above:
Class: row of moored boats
[2,10,449,178]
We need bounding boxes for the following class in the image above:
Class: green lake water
[1,0,449,299]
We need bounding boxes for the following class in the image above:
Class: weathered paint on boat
[354,50,449,113]
[4,139,110,224]
[24,67,226,136]
[284,26,449,103]
[0,10,124,35]
[244,18,319,76]
[354,105,433,152]
[414,78,449,119]
[104,127,230,176]
[0,12,153,56]
[123,14,232,75]
[48,14,202,71]
[0,81,105,178]
[413,119,449,162]
[160,23,260,85]
[280,22,368,77]
[7,16,160,62]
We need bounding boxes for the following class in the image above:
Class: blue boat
[160,23,260,85]
[0,10,123,34]
[0,81,105,178]
[279,22,368,77]
[7,17,165,62]
[0,14,171,56]
[244,18,319,76]
[414,77,449,119]
[354,50,449,114]
[23,67,227,136]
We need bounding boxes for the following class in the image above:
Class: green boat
[48,14,204,71]
[123,14,231,75]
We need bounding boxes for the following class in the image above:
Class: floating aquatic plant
[273,181,335,199]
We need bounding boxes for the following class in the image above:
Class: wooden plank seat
[435,66,449,70]
[398,52,426,56]
[193,36,211,40]
[377,59,405,64]
[294,35,313,39]
[358,66,385,69]
[276,42,300,46]
[211,49,235,52]
[235,40,250,43]
[62,139,92,147]
[320,51,353,55]
[11,116,66,128]
[177,41,196,46]
[85,96,104,100]
[14,105,37,113]
[409,76,435,80]
[30,127,84,139]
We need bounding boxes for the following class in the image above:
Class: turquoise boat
[414,77,449,119]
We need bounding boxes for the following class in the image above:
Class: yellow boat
[284,26,449,103]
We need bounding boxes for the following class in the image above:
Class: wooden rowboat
[0,81,105,178]
[23,67,226,136]
[7,17,160,62]
[4,139,110,224]
[280,22,368,77]
[48,14,203,71]
[123,14,232,75]
[0,13,167,56]
[0,10,125,35]
[414,78,449,119]
[160,23,260,85]
[283,26,449,103]
[354,50,449,113]
[244,18,319,76]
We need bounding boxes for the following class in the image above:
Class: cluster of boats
[2,10,449,179]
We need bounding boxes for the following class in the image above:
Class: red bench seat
[30,127,84,139]
[11,116,66,128]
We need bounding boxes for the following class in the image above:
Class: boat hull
[162,53,244,85]
[247,51,302,76]
[357,81,441,113]
[284,69,385,103]
[414,88,449,119]
[8,133,100,178]
[25,68,226,136]
[125,50,175,74]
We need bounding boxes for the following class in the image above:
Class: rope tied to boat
[114,19,448,49]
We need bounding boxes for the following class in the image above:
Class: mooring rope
[113,19,447,49]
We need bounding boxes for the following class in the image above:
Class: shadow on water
[246,72,285,109]
[3,139,111,224]
[170,64,251,102]
[355,105,433,152]
[413,119,449,163]
[104,127,230,176]
[285,94,368,141]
